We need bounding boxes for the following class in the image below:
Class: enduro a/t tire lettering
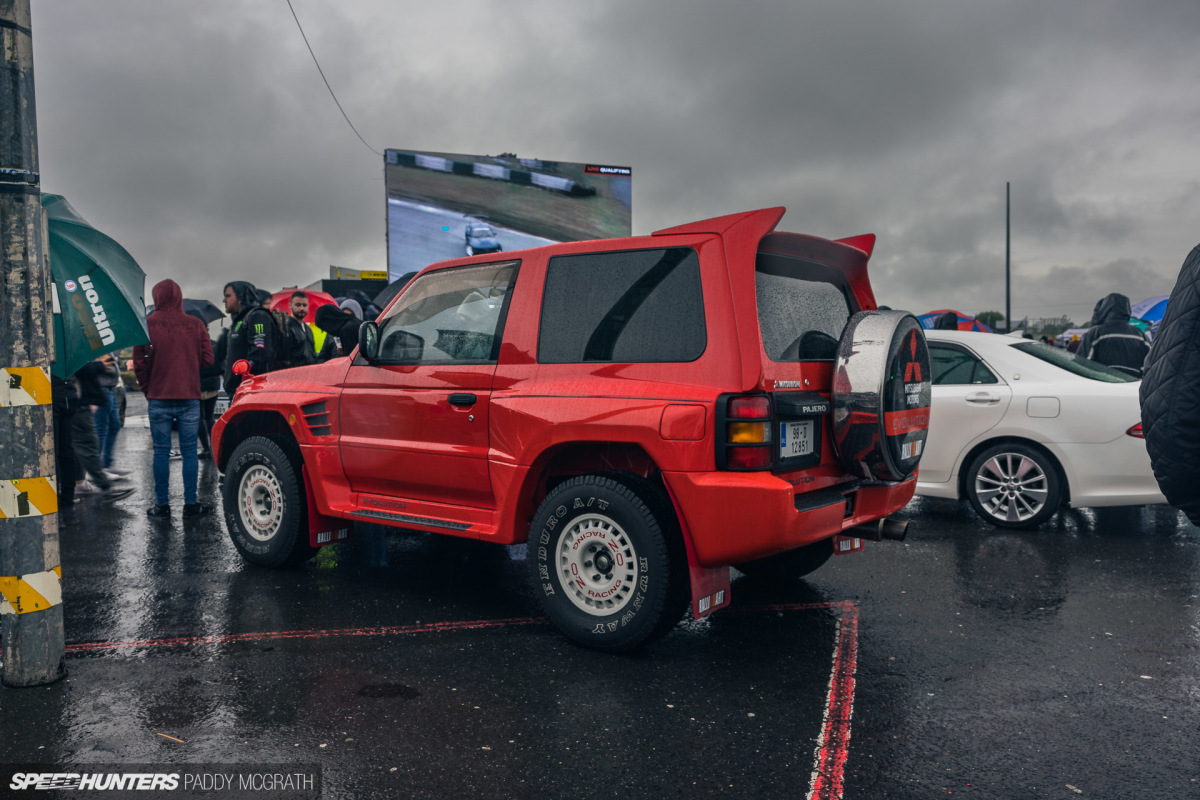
[528,475,687,653]
[222,435,313,567]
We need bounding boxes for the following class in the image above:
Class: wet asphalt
[2,394,1198,799]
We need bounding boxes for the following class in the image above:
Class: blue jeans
[148,399,200,507]
[94,387,122,468]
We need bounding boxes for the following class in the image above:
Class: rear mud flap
[663,481,731,619]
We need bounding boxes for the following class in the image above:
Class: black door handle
[448,393,477,407]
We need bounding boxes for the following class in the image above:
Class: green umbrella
[42,194,150,378]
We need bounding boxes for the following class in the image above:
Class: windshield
[1011,341,1138,383]
[469,225,494,237]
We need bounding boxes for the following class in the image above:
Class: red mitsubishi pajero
[213,208,930,651]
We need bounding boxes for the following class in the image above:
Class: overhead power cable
[286,0,381,157]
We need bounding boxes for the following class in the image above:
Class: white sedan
[916,330,1164,528]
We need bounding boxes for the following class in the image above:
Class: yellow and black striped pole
[1,0,65,687]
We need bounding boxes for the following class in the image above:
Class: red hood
[152,279,183,312]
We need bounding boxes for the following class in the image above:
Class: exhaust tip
[881,518,908,541]
[847,517,909,542]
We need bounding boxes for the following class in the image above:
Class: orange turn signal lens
[728,421,770,444]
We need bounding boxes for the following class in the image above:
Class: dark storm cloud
[27,0,1200,319]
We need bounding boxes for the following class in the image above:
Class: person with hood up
[222,280,277,394]
[1140,244,1200,525]
[315,301,363,358]
[1077,293,1150,375]
[133,279,214,518]
[933,311,960,330]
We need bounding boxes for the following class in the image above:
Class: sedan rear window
[1012,342,1138,383]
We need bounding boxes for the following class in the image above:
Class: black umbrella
[374,272,419,310]
[183,298,224,325]
[146,298,225,325]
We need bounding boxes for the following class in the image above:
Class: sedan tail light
[1126,423,1145,438]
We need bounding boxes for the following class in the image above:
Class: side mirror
[231,359,251,376]
[358,321,380,362]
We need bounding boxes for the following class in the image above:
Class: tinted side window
[929,344,999,385]
[538,248,706,363]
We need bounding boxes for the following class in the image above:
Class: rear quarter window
[538,247,706,363]
[756,252,857,361]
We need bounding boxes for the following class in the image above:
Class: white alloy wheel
[238,463,286,542]
[556,513,639,615]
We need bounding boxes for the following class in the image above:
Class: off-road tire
[222,436,314,567]
[528,474,688,652]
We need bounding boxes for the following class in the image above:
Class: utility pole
[1005,182,1011,333]
[1,0,66,687]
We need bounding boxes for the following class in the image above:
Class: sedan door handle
[448,393,477,407]
[965,392,1001,405]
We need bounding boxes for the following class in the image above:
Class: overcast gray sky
[30,0,1200,324]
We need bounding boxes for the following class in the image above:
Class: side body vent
[301,401,332,437]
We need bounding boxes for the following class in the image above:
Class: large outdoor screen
[384,149,632,279]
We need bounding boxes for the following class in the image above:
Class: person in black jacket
[1078,293,1150,375]
[1140,245,1200,525]
[222,281,276,394]
[315,302,362,358]
[933,311,960,330]
[282,290,324,367]
[72,359,135,501]
[187,309,223,459]
[52,374,80,526]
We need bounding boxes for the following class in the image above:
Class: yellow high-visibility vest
[310,323,328,354]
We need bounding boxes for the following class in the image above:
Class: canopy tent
[1131,295,1168,323]
[917,310,993,332]
[266,290,338,324]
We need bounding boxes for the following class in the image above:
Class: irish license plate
[779,420,814,459]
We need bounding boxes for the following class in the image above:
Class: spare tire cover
[832,311,931,482]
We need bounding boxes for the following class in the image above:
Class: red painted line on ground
[65,601,861,799]
[807,603,860,800]
[64,617,547,652]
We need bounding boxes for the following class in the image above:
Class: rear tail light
[1126,423,1144,438]
[719,394,772,471]
[728,396,770,419]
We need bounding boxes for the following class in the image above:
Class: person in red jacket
[133,279,214,518]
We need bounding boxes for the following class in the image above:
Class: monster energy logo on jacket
[224,300,278,393]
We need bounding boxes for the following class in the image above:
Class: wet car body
[213,207,930,650]
[916,330,1165,528]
